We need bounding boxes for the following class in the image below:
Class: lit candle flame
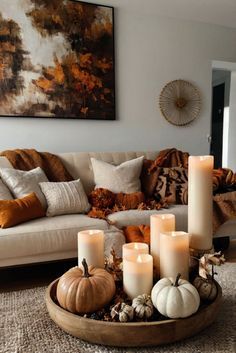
[137,255,143,263]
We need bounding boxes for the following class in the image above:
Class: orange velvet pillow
[115,192,145,209]
[0,192,45,228]
[123,225,150,244]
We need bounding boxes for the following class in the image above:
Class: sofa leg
[213,236,230,252]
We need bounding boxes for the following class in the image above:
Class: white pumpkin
[151,273,200,319]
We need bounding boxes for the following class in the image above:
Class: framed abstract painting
[0,0,115,120]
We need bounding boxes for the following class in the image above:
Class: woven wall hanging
[159,79,201,126]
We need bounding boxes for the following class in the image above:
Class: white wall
[228,71,236,170]
[1,2,236,154]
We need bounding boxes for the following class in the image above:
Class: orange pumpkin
[56,259,116,314]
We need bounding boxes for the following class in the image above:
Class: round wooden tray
[45,279,222,347]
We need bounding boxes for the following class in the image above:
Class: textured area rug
[1,263,235,353]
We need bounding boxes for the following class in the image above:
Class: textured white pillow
[39,179,90,217]
[91,156,144,193]
[0,167,48,208]
[0,179,13,200]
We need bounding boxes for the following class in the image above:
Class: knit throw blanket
[0,149,73,182]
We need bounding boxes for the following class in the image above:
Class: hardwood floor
[1,239,235,293]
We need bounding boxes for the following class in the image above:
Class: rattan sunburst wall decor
[159,79,201,126]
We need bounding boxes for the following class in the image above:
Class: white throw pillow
[39,179,90,217]
[0,167,48,208]
[91,156,144,193]
[0,179,13,200]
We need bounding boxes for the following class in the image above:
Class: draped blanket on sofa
[1,148,235,235]
[0,149,73,182]
[87,148,236,234]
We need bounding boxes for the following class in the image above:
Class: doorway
[211,69,231,168]
[210,83,225,168]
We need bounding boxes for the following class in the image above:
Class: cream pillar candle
[123,254,153,299]
[160,231,190,280]
[150,214,175,275]
[77,229,104,268]
[122,242,149,259]
[188,156,214,250]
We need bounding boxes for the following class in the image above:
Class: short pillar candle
[188,155,214,250]
[150,214,175,275]
[77,229,104,268]
[160,231,190,280]
[123,254,153,299]
[122,242,149,259]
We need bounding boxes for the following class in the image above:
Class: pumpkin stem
[82,258,91,278]
[174,273,181,287]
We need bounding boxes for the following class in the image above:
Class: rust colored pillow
[123,225,150,244]
[88,188,145,210]
[115,192,145,209]
[88,188,115,209]
[0,192,45,228]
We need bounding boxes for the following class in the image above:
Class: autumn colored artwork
[0,0,115,119]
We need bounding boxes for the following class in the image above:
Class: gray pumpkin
[118,303,134,322]
[193,276,218,301]
[132,294,154,319]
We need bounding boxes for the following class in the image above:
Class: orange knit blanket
[0,149,73,182]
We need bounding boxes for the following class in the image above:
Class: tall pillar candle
[160,231,190,280]
[123,254,153,299]
[122,242,149,259]
[78,229,104,268]
[150,214,175,275]
[188,156,214,250]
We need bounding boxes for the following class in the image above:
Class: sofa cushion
[0,167,48,208]
[0,214,109,266]
[0,193,45,228]
[40,179,90,217]
[91,156,144,193]
[107,205,188,231]
[0,180,13,200]
[0,156,13,169]
[58,152,159,195]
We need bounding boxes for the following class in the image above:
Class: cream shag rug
[1,263,235,353]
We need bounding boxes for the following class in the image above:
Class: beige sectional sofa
[0,151,235,268]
